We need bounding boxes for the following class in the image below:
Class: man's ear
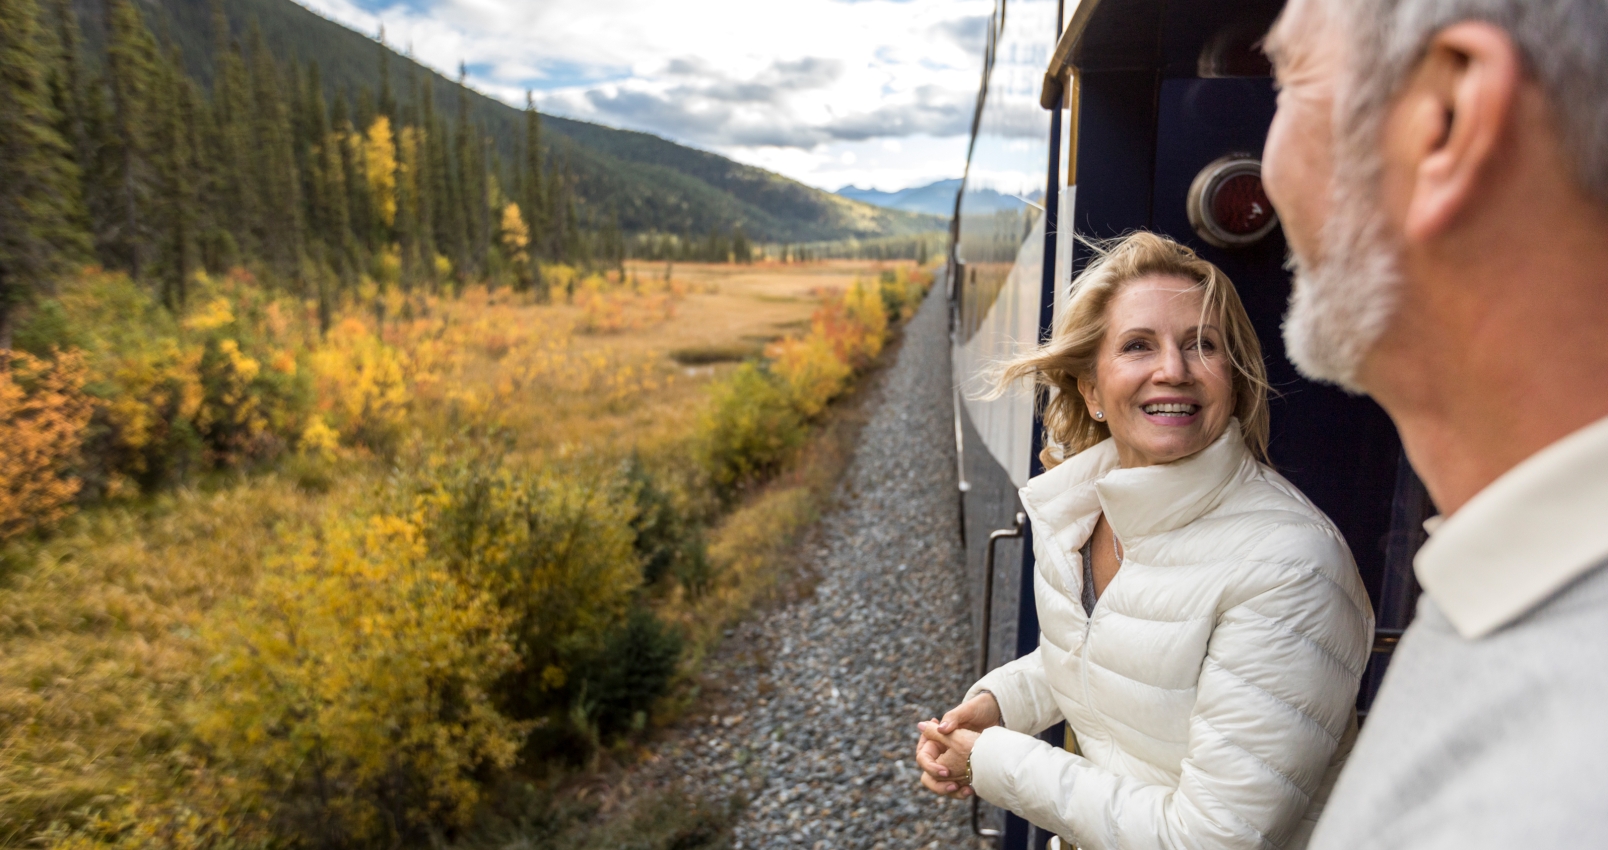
[1394,22,1522,242]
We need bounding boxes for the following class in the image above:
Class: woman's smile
[1139,397,1203,425]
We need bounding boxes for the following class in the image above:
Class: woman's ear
[1077,373,1101,419]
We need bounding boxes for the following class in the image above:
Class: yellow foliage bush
[185,281,310,466]
[193,511,524,846]
[0,350,93,541]
[13,269,320,493]
[307,318,411,453]
[542,263,578,301]
[878,265,931,321]
[765,333,851,419]
[810,279,888,371]
[696,363,807,503]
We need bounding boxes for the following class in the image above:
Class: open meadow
[0,259,932,850]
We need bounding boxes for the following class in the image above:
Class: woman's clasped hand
[914,692,1000,798]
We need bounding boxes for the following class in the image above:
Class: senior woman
[917,232,1374,850]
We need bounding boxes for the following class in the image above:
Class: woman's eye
[1121,340,1147,352]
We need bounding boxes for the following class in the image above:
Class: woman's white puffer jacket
[967,421,1374,850]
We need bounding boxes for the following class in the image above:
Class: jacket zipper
[1080,540,1124,752]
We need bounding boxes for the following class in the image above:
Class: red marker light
[1187,156,1280,248]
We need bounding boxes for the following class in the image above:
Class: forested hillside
[65,0,941,243]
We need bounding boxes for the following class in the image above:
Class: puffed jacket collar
[1019,419,1249,561]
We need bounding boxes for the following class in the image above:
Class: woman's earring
[1094,411,1105,420]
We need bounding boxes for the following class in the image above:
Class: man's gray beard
[1280,164,1405,394]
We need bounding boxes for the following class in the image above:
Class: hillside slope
[69,0,942,243]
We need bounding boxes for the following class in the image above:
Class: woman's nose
[1154,344,1192,384]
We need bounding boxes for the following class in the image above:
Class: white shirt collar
[1415,414,1608,639]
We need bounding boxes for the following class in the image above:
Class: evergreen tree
[0,0,86,348]
[103,0,161,278]
[423,75,454,280]
[376,25,395,122]
[450,63,473,278]
[208,0,254,267]
[45,0,90,238]
[245,23,304,283]
[151,48,201,308]
[522,90,545,260]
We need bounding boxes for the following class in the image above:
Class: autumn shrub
[0,349,94,541]
[184,288,311,467]
[306,317,411,454]
[542,264,579,301]
[810,279,888,370]
[20,271,202,493]
[765,333,851,419]
[877,266,931,321]
[696,363,806,504]
[624,455,708,590]
[13,269,317,494]
[193,510,525,848]
[416,458,683,752]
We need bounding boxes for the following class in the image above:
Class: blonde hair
[997,231,1272,467]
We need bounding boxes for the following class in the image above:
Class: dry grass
[0,476,345,841]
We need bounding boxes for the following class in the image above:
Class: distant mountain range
[834,179,1027,217]
[70,0,944,243]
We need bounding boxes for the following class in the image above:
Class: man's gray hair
[1336,0,1608,206]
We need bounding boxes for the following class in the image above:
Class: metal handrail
[1372,628,1406,654]
[977,513,1026,679]
[954,383,972,547]
[972,512,1026,841]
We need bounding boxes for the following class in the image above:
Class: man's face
[1262,0,1406,391]
[1262,0,1339,270]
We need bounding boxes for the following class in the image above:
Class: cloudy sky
[296,0,994,192]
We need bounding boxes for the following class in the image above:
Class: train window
[1186,154,1280,248]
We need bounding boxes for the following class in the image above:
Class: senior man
[1260,0,1608,846]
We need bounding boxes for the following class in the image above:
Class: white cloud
[294,0,991,191]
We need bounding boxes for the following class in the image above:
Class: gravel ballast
[639,284,988,849]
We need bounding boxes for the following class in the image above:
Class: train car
[947,0,1431,846]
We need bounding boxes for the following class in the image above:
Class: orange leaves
[809,278,888,370]
[764,277,892,422]
[0,350,93,541]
